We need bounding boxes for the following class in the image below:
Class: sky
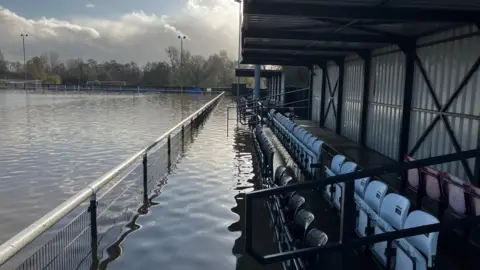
[0,0,240,64]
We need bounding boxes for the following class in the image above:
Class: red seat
[404,156,423,207]
[442,174,469,236]
[465,184,480,248]
[420,167,446,219]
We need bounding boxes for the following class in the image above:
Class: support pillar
[336,59,345,135]
[359,52,372,146]
[398,41,416,163]
[254,64,261,99]
[308,66,314,121]
[319,63,327,127]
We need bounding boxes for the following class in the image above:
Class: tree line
[0,46,237,87]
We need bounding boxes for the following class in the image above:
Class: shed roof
[241,0,480,66]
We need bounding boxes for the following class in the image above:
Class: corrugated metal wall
[341,57,364,142]
[324,62,339,131]
[409,25,480,180]
[312,65,323,123]
[366,46,405,160]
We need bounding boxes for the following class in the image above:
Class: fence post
[181,125,185,149]
[167,135,172,169]
[88,194,99,268]
[340,181,356,270]
[143,153,148,204]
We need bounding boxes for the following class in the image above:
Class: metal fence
[0,92,224,270]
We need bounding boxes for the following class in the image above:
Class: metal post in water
[88,194,99,268]
[254,65,261,99]
[181,125,185,149]
[167,135,172,169]
[143,153,148,204]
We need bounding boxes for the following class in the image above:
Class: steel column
[254,65,261,99]
[167,135,172,169]
[308,66,314,120]
[319,63,327,127]
[359,52,371,146]
[88,194,98,268]
[335,59,345,135]
[339,181,356,270]
[143,153,148,203]
[398,41,415,163]
[475,131,480,187]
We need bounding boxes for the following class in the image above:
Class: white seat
[355,177,371,198]
[372,193,411,266]
[355,181,388,238]
[395,211,439,270]
[325,155,346,200]
[333,161,358,209]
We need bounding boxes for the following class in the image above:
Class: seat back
[294,210,315,241]
[466,184,480,216]
[444,173,467,215]
[340,161,357,174]
[355,177,371,198]
[288,195,306,217]
[331,155,346,175]
[364,181,388,213]
[372,193,411,266]
[422,167,442,201]
[402,211,439,267]
[405,156,420,188]
[380,193,411,230]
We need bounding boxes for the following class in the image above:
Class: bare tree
[49,51,60,72]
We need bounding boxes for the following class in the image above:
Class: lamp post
[234,0,242,119]
[20,34,28,87]
[178,35,186,92]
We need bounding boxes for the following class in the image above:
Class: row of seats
[405,155,480,248]
[271,166,329,270]
[252,125,329,270]
[268,109,323,178]
[325,154,440,270]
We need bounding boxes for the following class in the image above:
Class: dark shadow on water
[228,127,281,270]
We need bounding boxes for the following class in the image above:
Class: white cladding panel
[366,46,405,160]
[341,57,364,142]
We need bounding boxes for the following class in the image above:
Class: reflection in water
[0,90,213,243]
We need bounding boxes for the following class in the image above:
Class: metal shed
[240,0,480,185]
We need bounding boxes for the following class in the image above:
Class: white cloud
[86,4,95,8]
[0,0,239,64]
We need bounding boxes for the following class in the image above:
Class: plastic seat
[404,156,422,207]
[356,181,388,237]
[442,173,469,236]
[355,177,371,198]
[372,193,411,266]
[288,195,306,220]
[325,155,346,200]
[395,211,439,270]
[466,184,480,248]
[333,161,358,210]
[420,167,445,218]
[293,210,315,242]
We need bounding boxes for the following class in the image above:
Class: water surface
[0,90,213,243]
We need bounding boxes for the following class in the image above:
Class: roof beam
[246,2,480,23]
[244,29,397,43]
[241,58,315,66]
[243,51,338,61]
[244,43,368,53]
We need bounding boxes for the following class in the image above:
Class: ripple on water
[103,99,260,270]
[0,91,214,243]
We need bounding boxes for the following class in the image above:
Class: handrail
[0,91,225,265]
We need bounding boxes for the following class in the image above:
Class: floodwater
[0,91,278,270]
[0,90,213,244]
[102,98,278,270]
